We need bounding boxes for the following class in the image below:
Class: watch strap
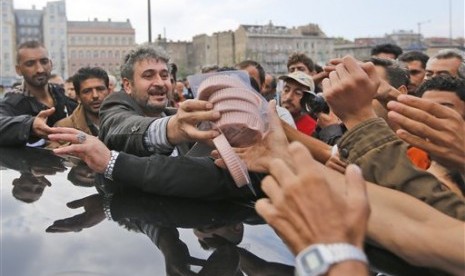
[295,243,367,276]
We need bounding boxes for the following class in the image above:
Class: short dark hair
[235,59,265,89]
[371,43,403,59]
[368,57,410,89]
[416,75,465,102]
[16,40,46,64]
[287,52,315,72]
[398,51,430,69]
[72,67,109,95]
[65,76,74,83]
[267,74,277,90]
[120,44,170,82]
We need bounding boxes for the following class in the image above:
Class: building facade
[67,18,135,77]
[163,22,334,76]
[1,0,17,86]
[42,0,68,78]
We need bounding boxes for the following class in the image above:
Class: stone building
[67,18,135,77]
[163,22,334,76]
[234,22,333,74]
[1,0,17,86]
[42,0,68,78]
[14,6,43,45]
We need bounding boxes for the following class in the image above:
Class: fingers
[67,198,86,209]
[267,100,282,132]
[387,100,446,131]
[345,164,368,206]
[387,111,444,144]
[37,107,56,118]
[395,129,439,153]
[178,100,220,124]
[255,198,303,255]
[254,198,275,219]
[261,175,284,203]
[287,141,317,175]
[213,158,227,169]
[179,99,213,113]
[267,158,296,189]
[396,94,460,119]
[49,127,81,135]
[53,144,82,156]
[48,133,83,144]
[184,125,220,141]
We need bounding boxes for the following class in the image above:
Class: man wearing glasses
[0,40,77,146]
[279,71,317,135]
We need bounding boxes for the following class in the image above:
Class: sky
[12,0,465,44]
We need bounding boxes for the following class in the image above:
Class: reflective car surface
[1,147,443,276]
[0,147,294,276]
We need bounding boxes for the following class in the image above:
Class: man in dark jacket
[0,40,77,146]
[99,45,219,157]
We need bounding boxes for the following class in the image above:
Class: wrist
[342,110,377,130]
[327,260,368,276]
[104,150,119,180]
[166,116,182,145]
[295,243,368,276]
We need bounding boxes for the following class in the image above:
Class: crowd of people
[0,39,464,275]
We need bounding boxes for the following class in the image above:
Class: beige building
[67,18,135,77]
[163,22,334,76]
[235,23,334,74]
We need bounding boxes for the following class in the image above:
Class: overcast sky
[13,0,465,44]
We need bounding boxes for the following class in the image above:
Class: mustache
[33,73,48,78]
[148,87,167,95]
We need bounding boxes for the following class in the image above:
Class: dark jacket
[102,151,264,199]
[0,84,77,146]
[99,91,189,156]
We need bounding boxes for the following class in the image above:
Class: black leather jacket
[0,84,77,146]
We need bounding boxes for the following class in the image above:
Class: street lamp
[148,0,152,43]
[417,20,431,48]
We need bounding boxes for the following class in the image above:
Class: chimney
[94,18,98,22]
[108,18,111,22]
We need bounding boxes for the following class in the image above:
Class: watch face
[302,249,325,272]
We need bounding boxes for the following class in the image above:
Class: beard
[25,73,50,88]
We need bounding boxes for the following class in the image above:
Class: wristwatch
[295,243,367,276]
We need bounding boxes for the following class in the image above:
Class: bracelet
[103,193,114,221]
[104,150,119,181]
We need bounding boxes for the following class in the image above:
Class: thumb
[67,197,86,209]
[267,100,280,130]
[38,107,56,118]
[345,164,368,206]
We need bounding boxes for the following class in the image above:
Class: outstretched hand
[213,100,291,173]
[255,142,370,255]
[32,107,55,138]
[167,99,221,145]
[49,127,111,173]
[322,56,379,129]
[46,193,105,233]
[387,94,465,174]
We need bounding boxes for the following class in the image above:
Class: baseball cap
[279,71,315,92]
